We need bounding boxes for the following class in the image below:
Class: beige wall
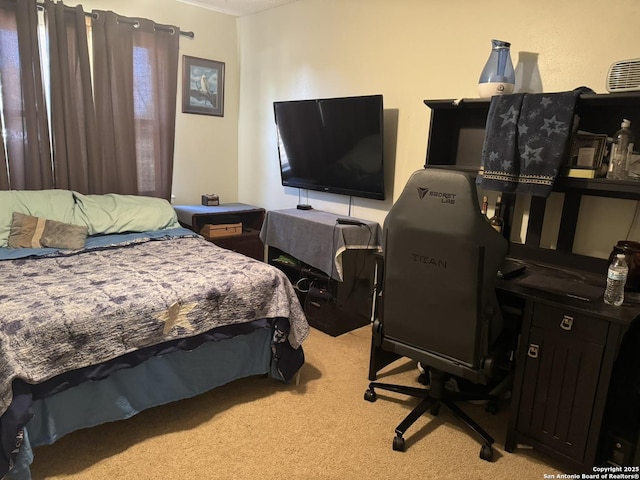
[82,0,240,206]
[73,0,640,259]
[236,0,640,259]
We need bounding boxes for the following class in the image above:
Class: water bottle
[607,119,635,180]
[604,253,628,306]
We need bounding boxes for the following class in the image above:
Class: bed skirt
[5,326,278,480]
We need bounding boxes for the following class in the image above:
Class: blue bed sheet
[0,227,197,261]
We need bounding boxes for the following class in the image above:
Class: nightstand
[173,203,265,261]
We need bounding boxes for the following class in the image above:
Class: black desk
[497,260,640,471]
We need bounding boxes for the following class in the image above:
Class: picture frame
[568,132,608,169]
[182,55,225,117]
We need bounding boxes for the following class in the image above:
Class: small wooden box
[200,222,242,239]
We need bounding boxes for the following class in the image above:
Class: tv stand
[260,208,382,336]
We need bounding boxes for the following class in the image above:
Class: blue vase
[478,39,515,98]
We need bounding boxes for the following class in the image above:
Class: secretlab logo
[417,187,429,199]
[416,186,456,204]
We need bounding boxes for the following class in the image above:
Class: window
[0,3,179,198]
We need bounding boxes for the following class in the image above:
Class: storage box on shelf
[200,222,243,239]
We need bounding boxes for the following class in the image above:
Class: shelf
[424,98,490,109]
[424,92,640,198]
[578,91,640,107]
[553,177,640,200]
[425,92,640,110]
[423,92,640,270]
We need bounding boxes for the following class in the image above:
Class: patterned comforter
[0,234,309,419]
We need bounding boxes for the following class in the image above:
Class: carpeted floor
[30,325,570,479]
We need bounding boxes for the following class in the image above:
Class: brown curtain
[91,10,179,199]
[45,0,99,194]
[0,0,52,190]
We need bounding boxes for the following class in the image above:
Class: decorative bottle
[478,39,516,98]
[604,253,628,306]
[489,196,504,233]
[607,119,635,180]
[480,195,489,217]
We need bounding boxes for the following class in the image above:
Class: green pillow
[0,190,76,248]
[72,192,180,235]
[8,212,88,250]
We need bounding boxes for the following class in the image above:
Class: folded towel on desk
[478,87,593,197]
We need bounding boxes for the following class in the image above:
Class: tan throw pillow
[8,212,88,250]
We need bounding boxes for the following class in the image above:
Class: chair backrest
[381,168,507,383]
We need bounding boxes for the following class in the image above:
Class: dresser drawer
[531,303,608,345]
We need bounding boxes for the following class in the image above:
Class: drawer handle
[560,315,574,331]
[527,344,539,359]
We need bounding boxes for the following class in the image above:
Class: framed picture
[182,55,225,117]
[569,133,608,169]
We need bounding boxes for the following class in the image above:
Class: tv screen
[274,94,385,200]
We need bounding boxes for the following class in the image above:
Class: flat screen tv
[274,94,385,200]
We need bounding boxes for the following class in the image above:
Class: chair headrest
[385,168,485,237]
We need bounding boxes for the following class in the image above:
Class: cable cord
[294,277,310,294]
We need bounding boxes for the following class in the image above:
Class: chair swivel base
[364,377,497,461]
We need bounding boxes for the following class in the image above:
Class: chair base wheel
[485,398,499,414]
[364,389,377,402]
[393,435,406,452]
[365,372,499,459]
[479,444,493,462]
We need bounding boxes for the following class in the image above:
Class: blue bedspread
[0,230,308,477]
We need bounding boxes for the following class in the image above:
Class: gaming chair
[364,167,509,461]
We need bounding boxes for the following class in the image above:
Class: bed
[0,189,309,480]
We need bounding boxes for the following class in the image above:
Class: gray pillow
[8,212,88,250]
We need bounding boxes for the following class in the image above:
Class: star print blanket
[478,89,585,197]
[0,233,309,424]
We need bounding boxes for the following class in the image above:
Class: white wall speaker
[607,58,640,92]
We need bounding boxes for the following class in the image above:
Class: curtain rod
[88,12,195,39]
[36,3,195,39]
